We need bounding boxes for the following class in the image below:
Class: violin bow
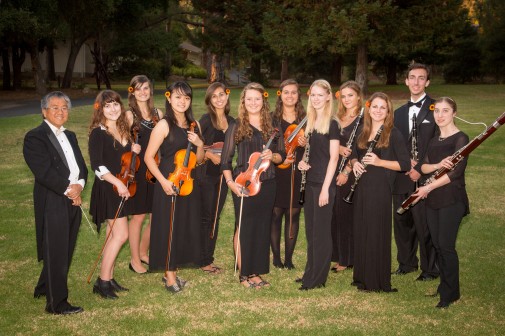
[165,195,177,275]
[210,174,223,239]
[86,197,126,283]
[234,189,245,275]
[79,205,96,234]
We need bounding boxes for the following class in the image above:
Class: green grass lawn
[0,84,504,335]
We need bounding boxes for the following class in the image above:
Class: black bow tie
[407,99,425,108]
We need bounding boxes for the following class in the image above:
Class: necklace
[438,136,445,141]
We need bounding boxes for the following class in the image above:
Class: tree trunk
[330,54,343,85]
[12,44,25,90]
[355,43,368,96]
[61,37,88,89]
[208,53,225,84]
[28,45,47,96]
[250,46,262,83]
[385,57,397,85]
[280,57,288,82]
[46,42,56,81]
[2,48,11,90]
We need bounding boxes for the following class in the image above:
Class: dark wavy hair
[272,79,305,124]
[89,90,132,143]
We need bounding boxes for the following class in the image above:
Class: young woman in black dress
[125,75,164,274]
[412,97,469,308]
[89,90,141,299]
[144,82,204,293]
[351,92,410,293]
[271,79,306,270]
[297,79,340,290]
[195,82,234,274]
[221,82,285,288]
[331,81,363,273]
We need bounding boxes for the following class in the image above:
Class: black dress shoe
[110,278,129,292]
[416,274,438,281]
[33,290,46,299]
[93,277,118,299]
[436,301,451,309]
[392,268,416,275]
[129,263,148,274]
[46,301,83,315]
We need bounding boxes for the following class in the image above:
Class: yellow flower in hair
[335,91,340,99]
[365,101,371,108]
[263,91,269,98]
[429,104,435,111]
[93,102,100,110]
[128,86,134,93]
[225,89,230,95]
[276,90,281,96]
[165,91,171,98]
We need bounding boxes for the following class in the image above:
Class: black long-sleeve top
[423,131,470,214]
[221,119,286,181]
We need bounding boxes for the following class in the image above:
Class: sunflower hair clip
[165,91,171,98]
[335,91,340,99]
[225,89,230,95]
[276,90,281,96]
[365,101,371,108]
[263,91,269,98]
[93,102,100,110]
[128,86,134,93]
[429,104,435,111]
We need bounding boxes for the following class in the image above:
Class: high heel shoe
[93,277,118,299]
[129,263,148,274]
[110,278,129,292]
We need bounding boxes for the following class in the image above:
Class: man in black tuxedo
[23,91,88,314]
[392,63,439,281]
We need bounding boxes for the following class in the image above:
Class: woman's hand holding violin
[132,143,141,154]
[160,178,177,196]
[187,130,203,148]
[260,147,273,162]
[297,135,307,147]
[205,151,221,165]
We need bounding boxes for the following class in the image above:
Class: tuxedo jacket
[393,95,437,194]
[23,121,88,260]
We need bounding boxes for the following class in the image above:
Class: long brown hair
[89,90,132,143]
[204,82,230,130]
[336,80,363,121]
[127,75,156,124]
[357,92,394,149]
[235,82,273,143]
[272,79,306,124]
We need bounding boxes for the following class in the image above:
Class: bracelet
[226,179,233,184]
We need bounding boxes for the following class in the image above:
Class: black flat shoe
[294,277,303,283]
[416,274,438,281]
[129,263,148,274]
[165,282,183,294]
[284,262,295,270]
[436,301,451,309]
[34,290,46,299]
[273,260,284,269]
[392,268,417,275]
[93,277,118,299]
[110,278,129,292]
[384,288,398,293]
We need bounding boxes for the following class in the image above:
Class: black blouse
[423,131,470,213]
[307,119,341,184]
[221,119,286,181]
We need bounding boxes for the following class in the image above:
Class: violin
[167,122,198,196]
[204,141,224,155]
[278,116,308,169]
[235,128,279,196]
[114,127,140,197]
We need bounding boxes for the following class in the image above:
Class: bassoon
[338,107,364,174]
[298,132,312,205]
[343,125,384,204]
[397,111,505,214]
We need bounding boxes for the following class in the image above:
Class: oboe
[338,107,364,174]
[343,125,384,204]
[298,132,312,205]
[397,111,505,214]
[410,113,419,189]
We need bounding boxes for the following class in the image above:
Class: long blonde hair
[305,79,336,135]
[235,82,273,142]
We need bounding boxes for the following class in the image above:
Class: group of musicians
[23,63,469,315]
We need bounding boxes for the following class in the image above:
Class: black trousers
[198,175,228,267]
[302,182,335,288]
[393,193,438,276]
[426,202,465,303]
[35,194,81,310]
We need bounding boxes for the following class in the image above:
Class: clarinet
[343,125,384,204]
[410,113,419,189]
[397,111,505,214]
[298,132,312,205]
[338,107,364,174]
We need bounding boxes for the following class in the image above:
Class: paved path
[0,97,96,118]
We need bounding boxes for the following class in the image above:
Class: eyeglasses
[46,106,69,112]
